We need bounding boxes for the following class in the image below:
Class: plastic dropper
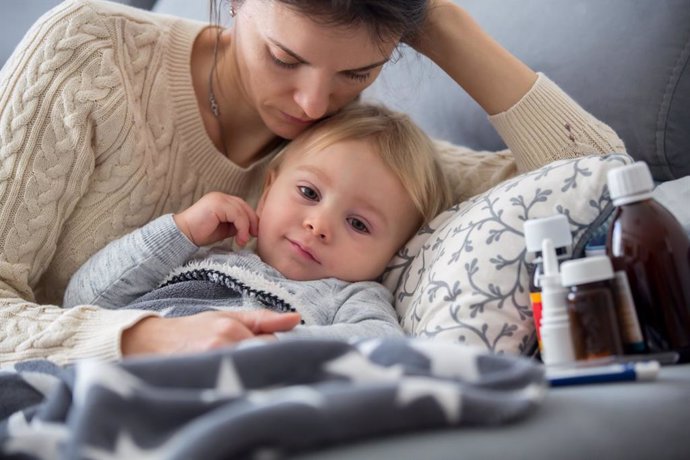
[539,238,576,366]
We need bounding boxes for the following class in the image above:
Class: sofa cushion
[381,154,633,354]
[364,0,690,182]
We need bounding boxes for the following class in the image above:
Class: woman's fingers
[120,310,300,357]
[232,310,302,334]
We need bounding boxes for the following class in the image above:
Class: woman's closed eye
[268,49,371,83]
[269,50,299,69]
[342,70,371,83]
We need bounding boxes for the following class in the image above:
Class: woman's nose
[293,71,331,120]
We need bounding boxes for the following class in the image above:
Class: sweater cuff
[140,214,200,268]
[488,73,602,172]
[66,308,160,363]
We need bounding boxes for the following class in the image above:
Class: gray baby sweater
[63,215,404,341]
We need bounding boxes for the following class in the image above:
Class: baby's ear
[256,170,277,217]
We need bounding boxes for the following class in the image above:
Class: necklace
[208,33,221,118]
[208,32,230,159]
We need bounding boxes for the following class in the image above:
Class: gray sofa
[364,0,690,183]
[2,1,690,459]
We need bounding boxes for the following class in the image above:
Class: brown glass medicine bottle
[561,256,624,361]
[606,162,690,362]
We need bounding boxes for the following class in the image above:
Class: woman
[0,0,624,367]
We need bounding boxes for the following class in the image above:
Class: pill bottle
[560,256,624,361]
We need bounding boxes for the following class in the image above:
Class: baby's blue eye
[298,186,319,201]
[348,218,369,234]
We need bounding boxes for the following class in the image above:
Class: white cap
[607,162,655,206]
[560,255,614,287]
[634,361,661,381]
[524,214,572,254]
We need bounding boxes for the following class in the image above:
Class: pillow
[382,154,633,355]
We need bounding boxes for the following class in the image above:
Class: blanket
[0,338,546,459]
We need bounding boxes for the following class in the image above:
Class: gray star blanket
[0,338,546,459]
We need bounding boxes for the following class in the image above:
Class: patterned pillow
[382,154,632,355]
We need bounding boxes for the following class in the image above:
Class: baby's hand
[173,192,259,247]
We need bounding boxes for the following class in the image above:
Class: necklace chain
[208,33,221,118]
[208,32,229,158]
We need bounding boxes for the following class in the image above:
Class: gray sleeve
[276,282,404,341]
[63,214,199,309]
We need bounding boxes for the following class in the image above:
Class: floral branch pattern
[383,154,632,355]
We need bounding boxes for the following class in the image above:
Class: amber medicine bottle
[606,162,690,362]
[561,256,624,361]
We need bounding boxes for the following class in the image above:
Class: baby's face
[255,138,420,282]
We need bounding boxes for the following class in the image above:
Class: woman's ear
[256,169,277,217]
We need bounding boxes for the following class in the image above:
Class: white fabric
[382,154,634,355]
[653,175,690,235]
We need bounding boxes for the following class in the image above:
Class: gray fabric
[0,338,546,460]
[292,363,690,460]
[364,0,690,181]
[64,214,404,341]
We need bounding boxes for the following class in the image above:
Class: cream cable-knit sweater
[0,0,625,367]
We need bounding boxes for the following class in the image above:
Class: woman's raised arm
[412,0,537,115]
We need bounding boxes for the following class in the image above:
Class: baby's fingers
[225,200,258,246]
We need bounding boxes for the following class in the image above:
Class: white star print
[408,341,482,381]
[73,361,143,406]
[324,350,404,383]
[247,386,325,408]
[4,411,69,459]
[200,357,244,402]
[80,432,172,460]
[14,371,62,397]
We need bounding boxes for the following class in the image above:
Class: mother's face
[231,0,399,139]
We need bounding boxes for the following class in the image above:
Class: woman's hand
[409,0,537,115]
[173,192,259,247]
[120,310,301,357]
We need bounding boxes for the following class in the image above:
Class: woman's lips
[281,111,314,125]
[288,239,320,263]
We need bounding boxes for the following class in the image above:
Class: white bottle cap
[634,361,661,381]
[560,255,614,287]
[524,214,572,254]
[607,162,655,206]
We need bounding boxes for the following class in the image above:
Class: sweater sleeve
[436,73,628,202]
[0,0,157,367]
[275,282,405,341]
[63,215,200,309]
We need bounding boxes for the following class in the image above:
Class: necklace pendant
[209,92,220,118]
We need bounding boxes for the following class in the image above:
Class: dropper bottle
[539,238,576,366]
[524,214,573,351]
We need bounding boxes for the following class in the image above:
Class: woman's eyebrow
[268,38,389,72]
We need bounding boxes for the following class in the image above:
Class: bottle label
[612,271,645,352]
[530,291,543,349]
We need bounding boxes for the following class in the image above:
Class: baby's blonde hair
[267,103,452,225]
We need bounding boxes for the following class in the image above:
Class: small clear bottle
[606,162,690,361]
[524,214,573,350]
[560,256,624,361]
